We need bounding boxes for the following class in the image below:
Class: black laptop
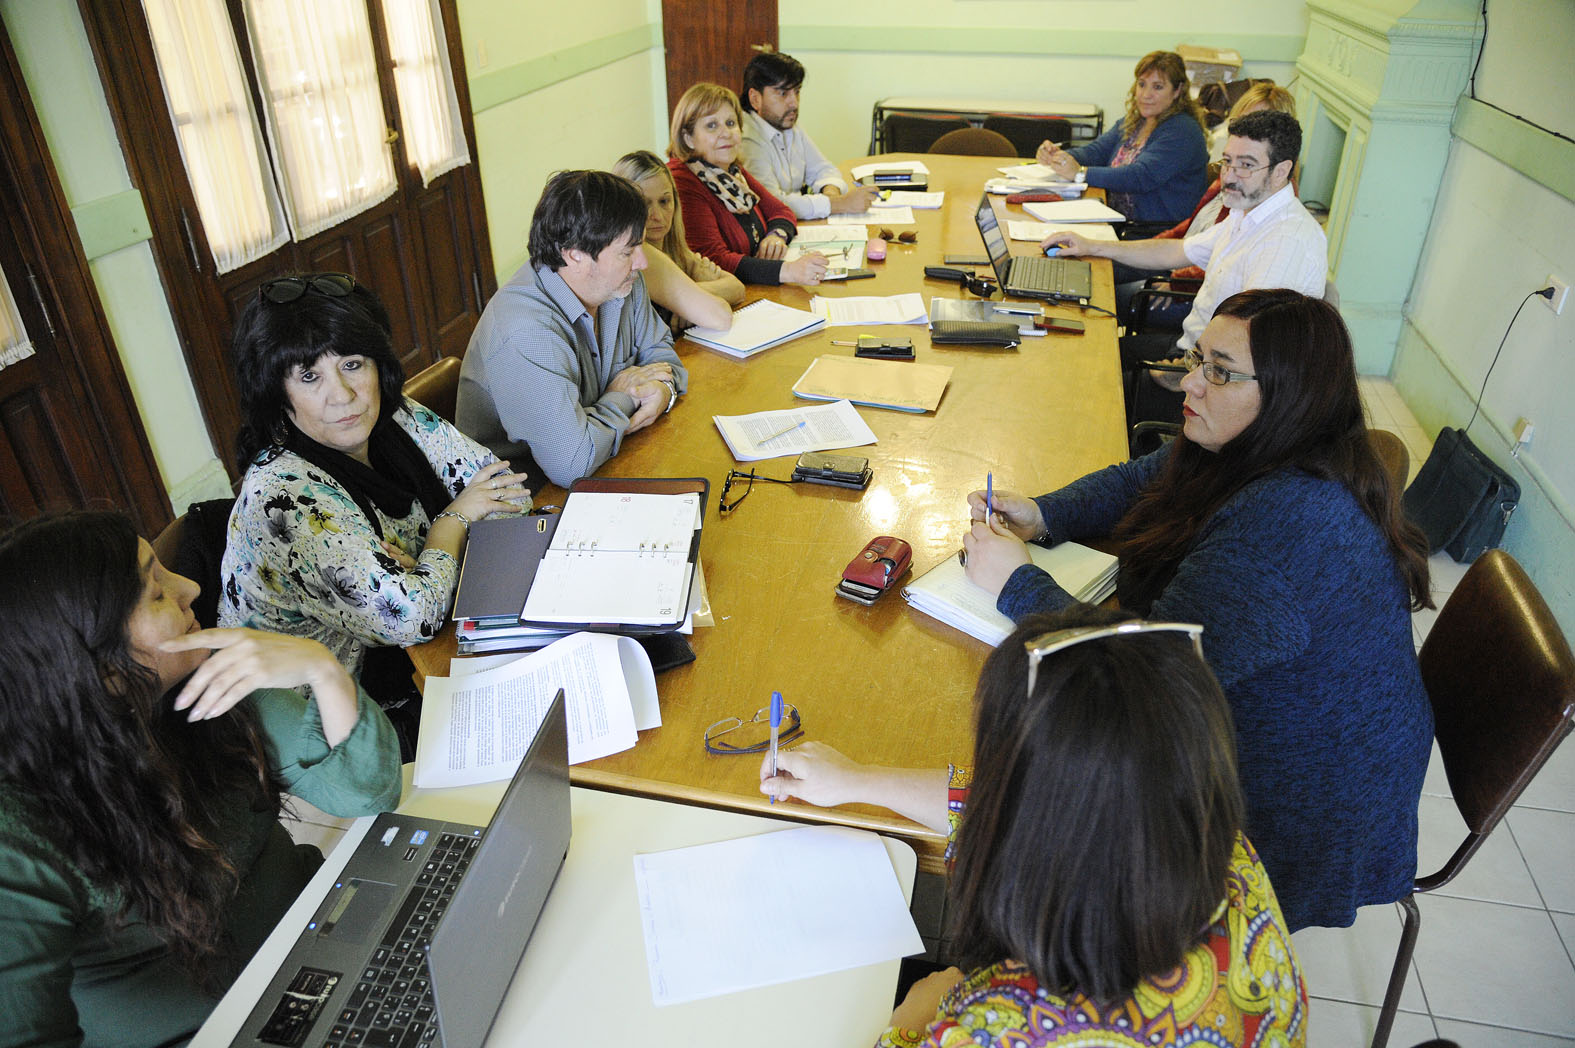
[975,193,1092,305]
[230,690,571,1048]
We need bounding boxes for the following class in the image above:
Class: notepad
[792,355,952,414]
[902,542,1118,645]
[1023,199,1127,223]
[683,299,827,359]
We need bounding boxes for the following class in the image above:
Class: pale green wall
[1392,0,1575,635]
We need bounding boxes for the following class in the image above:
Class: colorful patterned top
[880,769,1307,1047]
[219,397,495,675]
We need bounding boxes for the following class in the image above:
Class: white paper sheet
[414,632,648,787]
[1022,198,1127,223]
[873,191,942,209]
[791,224,867,242]
[1007,220,1118,242]
[829,206,914,225]
[850,160,929,182]
[808,292,927,326]
[633,825,924,1006]
[712,399,878,462]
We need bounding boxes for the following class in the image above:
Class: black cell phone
[792,452,873,489]
[944,255,990,266]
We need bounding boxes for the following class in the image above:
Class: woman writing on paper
[667,83,829,287]
[613,150,744,332]
[1036,51,1209,231]
[219,275,530,748]
[960,289,1432,932]
[0,511,402,1046]
[761,605,1306,1046]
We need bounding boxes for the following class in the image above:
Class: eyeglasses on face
[703,703,803,754]
[718,469,795,515]
[259,272,357,304]
[1182,347,1256,386]
[1218,156,1266,176]
[1023,620,1205,695]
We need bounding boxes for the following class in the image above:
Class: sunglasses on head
[258,273,357,304]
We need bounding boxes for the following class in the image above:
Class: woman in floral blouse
[761,606,1307,1047]
[219,274,530,720]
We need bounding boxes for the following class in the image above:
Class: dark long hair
[947,606,1244,1002]
[231,278,405,470]
[1113,289,1431,612]
[0,512,282,982]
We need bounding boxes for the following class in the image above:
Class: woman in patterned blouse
[762,605,1307,1047]
[219,274,531,740]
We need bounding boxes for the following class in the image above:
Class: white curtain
[0,268,37,372]
[380,0,470,187]
[141,0,289,274]
[243,0,398,241]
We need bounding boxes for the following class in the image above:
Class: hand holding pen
[965,486,1047,542]
[768,690,783,804]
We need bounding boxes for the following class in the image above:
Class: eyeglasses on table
[703,703,804,755]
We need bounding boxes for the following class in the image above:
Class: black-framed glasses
[259,272,357,304]
[1182,347,1256,386]
[704,704,803,755]
[719,469,795,515]
[1218,156,1264,176]
[1023,620,1205,694]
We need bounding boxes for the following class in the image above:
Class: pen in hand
[986,471,994,523]
[768,690,783,805]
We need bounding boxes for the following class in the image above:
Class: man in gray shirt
[457,170,686,490]
[738,52,875,221]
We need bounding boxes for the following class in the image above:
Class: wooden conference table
[412,154,1126,871]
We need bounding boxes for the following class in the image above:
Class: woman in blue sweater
[961,289,1433,931]
[1037,51,1208,229]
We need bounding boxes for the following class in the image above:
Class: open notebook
[903,542,1117,645]
[683,299,826,359]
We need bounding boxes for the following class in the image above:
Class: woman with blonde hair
[612,149,744,331]
[1037,51,1209,231]
[666,82,828,286]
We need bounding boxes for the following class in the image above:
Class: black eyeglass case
[929,321,1021,348]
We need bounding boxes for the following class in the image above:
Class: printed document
[829,206,914,226]
[873,191,943,209]
[712,399,877,462]
[634,825,923,1006]
[808,292,927,326]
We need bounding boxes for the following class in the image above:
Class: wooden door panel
[0,383,91,517]
[356,213,433,374]
[661,0,778,116]
[414,180,473,358]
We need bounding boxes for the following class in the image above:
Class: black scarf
[284,411,450,539]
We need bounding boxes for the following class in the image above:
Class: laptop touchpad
[317,879,395,942]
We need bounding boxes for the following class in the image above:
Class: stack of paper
[1023,199,1126,223]
[792,355,952,414]
[1006,220,1118,243]
[902,542,1118,645]
[851,160,929,183]
[712,400,877,462]
[786,226,867,275]
[873,191,943,209]
[808,292,927,327]
[684,299,826,359]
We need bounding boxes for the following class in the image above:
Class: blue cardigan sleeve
[1069,120,1124,167]
[1071,115,1209,222]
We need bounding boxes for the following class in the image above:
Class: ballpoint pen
[768,690,783,804]
[986,471,994,523]
[756,419,806,447]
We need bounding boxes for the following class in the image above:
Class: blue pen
[986,472,994,523]
[768,691,783,804]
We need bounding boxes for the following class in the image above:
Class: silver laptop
[231,690,571,1048]
[975,193,1092,304]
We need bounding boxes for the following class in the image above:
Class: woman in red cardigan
[667,83,828,287]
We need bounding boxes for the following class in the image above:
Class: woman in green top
[0,511,403,1048]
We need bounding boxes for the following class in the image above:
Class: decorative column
[1294,0,1480,373]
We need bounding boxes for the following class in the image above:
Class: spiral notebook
[519,477,708,633]
[683,299,827,359]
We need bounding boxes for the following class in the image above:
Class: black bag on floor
[1402,427,1520,563]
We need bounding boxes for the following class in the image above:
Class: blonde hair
[669,83,743,163]
[611,149,692,264]
[1229,82,1296,122]
[1123,51,1209,138]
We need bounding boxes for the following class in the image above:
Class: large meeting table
[412,154,1127,871]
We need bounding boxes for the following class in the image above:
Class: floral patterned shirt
[219,398,494,674]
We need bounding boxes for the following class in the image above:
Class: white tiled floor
[1285,380,1575,1046]
[282,380,1575,1045]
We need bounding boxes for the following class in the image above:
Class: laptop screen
[975,195,1014,285]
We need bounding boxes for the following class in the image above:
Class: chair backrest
[929,127,1017,157]
[152,498,236,629]
[881,112,970,154]
[403,355,463,423]
[981,115,1072,157]
[1367,428,1410,493]
[1419,549,1575,885]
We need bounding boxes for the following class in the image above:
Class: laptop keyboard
[1010,255,1078,292]
[322,833,479,1048]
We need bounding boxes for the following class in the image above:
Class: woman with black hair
[0,511,402,1046]
[219,274,530,715]
[762,606,1306,1046]
[962,289,1433,932]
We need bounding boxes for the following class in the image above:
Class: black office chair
[881,113,970,154]
[981,115,1073,158]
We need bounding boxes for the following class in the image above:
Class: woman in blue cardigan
[1038,51,1209,229]
[960,289,1433,932]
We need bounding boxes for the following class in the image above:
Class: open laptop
[975,193,1092,305]
[231,689,571,1048]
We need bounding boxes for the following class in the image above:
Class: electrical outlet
[1542,274,1568,315]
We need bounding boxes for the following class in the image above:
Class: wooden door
[79,0,495,479]
[660,0,778,118]
[0,22,170,535]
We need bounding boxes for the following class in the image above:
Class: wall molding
[70,188,151,260]
[781,26,1303,63]
[1451,96,1575,205]
[468,24,661,114]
